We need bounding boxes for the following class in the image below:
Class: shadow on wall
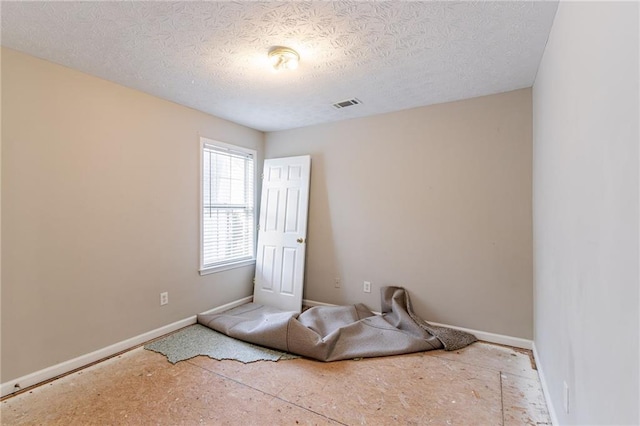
[301,153,345,303]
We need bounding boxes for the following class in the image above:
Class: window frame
[199,137,257,275]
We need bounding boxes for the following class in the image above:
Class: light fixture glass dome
[268,46,300,71]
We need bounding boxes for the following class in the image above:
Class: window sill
[199,259,256,276]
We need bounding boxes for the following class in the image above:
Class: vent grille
[332,98,362,109]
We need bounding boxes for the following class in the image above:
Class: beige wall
[1,48,264,382]
[533,2,639,424]
[2,46,535,384]
[266,89,533,339]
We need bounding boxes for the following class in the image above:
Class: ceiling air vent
[332,98,362,110]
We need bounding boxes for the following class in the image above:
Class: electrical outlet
[160,292,169,306]
[563,381,569,414]
[363,281,371,293]
[334,278,341,288]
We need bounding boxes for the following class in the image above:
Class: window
[200,138,256,274]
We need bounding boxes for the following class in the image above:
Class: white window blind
[201,141,255,271]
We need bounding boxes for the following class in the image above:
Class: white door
[253,155,311,312]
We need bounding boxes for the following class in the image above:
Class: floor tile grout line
[499,371,505,426]
[185,360,348,426]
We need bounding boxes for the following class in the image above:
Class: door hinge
[252,277,256,284]
[261,173,264,180]
[257,223,260,230]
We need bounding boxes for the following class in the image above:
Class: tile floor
[1,340,550,425]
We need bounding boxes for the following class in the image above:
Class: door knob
[297,238,305,243]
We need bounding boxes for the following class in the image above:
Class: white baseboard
[303,298,533,350]
[532,342,559,426]
[302,299,338,309]
[3,296,529,398]
[0,316,195,398]
[199,296,252,316]
[1,296,253,398]
[427,321,533,350]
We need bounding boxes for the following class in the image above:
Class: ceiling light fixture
[268,46,300,71]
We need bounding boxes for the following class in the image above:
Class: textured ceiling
[1,1,558,132]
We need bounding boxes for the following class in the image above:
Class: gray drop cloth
[198,286,476,361]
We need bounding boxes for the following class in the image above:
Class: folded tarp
[197,286,476,362]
